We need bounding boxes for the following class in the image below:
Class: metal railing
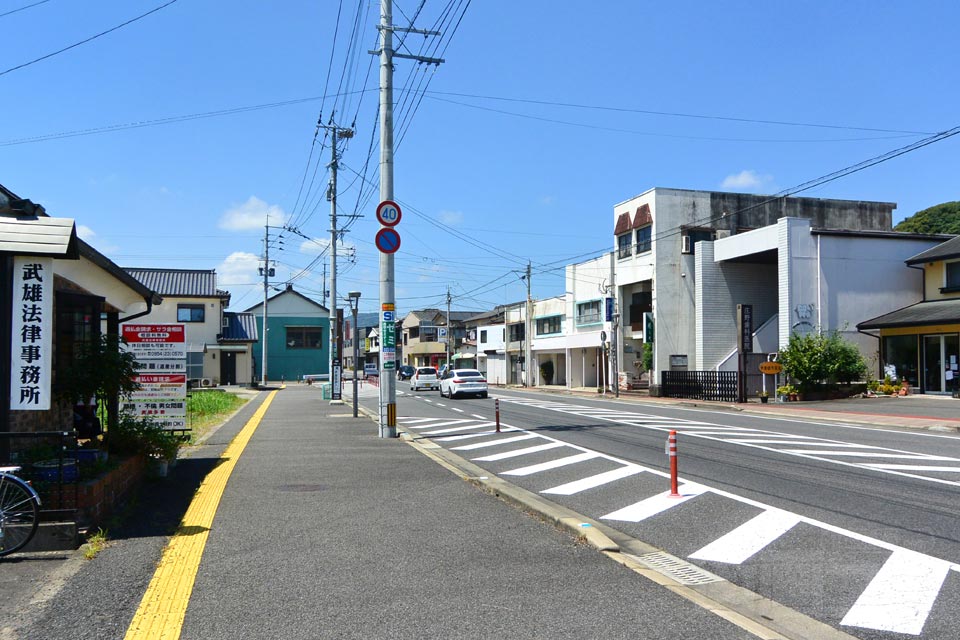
[661,370,741,402]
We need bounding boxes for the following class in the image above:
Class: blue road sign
[375,228,401,254]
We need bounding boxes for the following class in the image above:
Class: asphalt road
[369,385,960,640]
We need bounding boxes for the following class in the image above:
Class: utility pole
[446,286,452,370]
[525,261,532,387]
[324,122,353,404]
[259,222,273,387]
[373,0,443,438]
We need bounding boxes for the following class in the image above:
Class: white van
[363,363,379,377]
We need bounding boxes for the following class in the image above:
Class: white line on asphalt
[436,403,446,407]
[451,434,539,451]
[862,464,960,472]
[407,418,475,429]
[420,421,496,435]
[726,439,881,446]
[434,428,520,442]
[471,414,486,420]
[399,417,439,424]
[780,451,956,459]
[602,485,707,522]
[471,441,566,462]
[541,466,645,495]
[451,408,464,413]
[689,510,802,565]
[840,550,951,635]
[502,452,599,476]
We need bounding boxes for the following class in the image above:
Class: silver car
[439,368,488,399]
[410,366,439,391]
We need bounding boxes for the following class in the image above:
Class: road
[365,385,960,639]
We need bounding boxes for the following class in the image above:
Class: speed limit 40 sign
[376,200,402,227]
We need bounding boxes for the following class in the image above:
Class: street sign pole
[378,0,398,437]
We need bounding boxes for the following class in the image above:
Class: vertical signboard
[737,304,753,354]
[381,305,396,370]
[10,257,53,410]
[122,324,188,430]
[332,309,343,400]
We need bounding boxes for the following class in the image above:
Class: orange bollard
[495,398,501,433]
[667,430,679,497]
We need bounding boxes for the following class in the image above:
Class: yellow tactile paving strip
[124,390,277,640]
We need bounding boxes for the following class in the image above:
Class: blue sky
[2,1,958,314]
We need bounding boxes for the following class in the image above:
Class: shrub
[778,330,867,392]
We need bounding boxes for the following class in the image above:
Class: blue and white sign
[375,228,401,254]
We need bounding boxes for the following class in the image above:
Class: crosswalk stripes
[398,412,960,635]
[497,397,960,487]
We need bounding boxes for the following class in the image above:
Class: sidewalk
[16,385,763,640]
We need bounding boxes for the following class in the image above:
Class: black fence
[661,370,741,402]
[1,431,79,522]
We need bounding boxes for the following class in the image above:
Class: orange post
[668,430,679,497]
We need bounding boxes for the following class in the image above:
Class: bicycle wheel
[0,474,40,557]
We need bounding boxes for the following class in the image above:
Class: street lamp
[348,291,361,418]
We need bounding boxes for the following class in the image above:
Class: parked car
[440,368,488,399]
[437,364,450,378]
[410,367,439,392]
[397,365,415,381]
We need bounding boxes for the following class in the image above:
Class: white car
[410,367,439,391]
[439,368,488,399]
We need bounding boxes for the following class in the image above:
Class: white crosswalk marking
[472,442,566,462]
[502,452,599,476]
[541,466,644,495]
[841,550,951,635]
[451,434,539,450]
[689,510,802,564]
[408,418,475,429]
[420,421,496,435]
[434,428,518,442]
[863,464,960,472]
[602,485,706,522]
[780,451,954,459]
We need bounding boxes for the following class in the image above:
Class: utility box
[320,383,332,400]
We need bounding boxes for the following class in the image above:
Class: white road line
[408,419,475,429]
[451,408,464,413]
[862,464,960,472]
[471,414,486,420]
[436,403,446,407]
[727,439,883,447]
[840,550,951,635]
[472,442,566,462]
[780,451,955,460]
[689,510,802,565]
[602,485,707,522]
[502,452,599,476]
[542,466,644,495]
[398,417,439,424]
[420,421,496,435]
[434,428,519,442]
[451,434,539,451]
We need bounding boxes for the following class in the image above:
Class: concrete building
[469,307,507,385]
[612,188,900,388]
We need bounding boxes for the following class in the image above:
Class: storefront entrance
[923,334,959,394]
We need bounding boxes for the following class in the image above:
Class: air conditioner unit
[681,235,692,254]
[715,229,731,240]
[201,378,213,387]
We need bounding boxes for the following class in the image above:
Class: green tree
[778,330,867,392]
[894,201,960,235]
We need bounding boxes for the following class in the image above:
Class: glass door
[923,335,944,393]
[947,335,959,395]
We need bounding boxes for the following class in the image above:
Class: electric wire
[0,0,50,19]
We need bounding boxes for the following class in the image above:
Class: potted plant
[777,384,798,401]
[539,360,555,386]
[758,390,770,404]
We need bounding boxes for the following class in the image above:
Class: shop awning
[0,215,78,257]
[858,299,960,330]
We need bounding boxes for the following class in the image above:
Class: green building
[245,285,330,382]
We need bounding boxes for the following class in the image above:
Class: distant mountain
[895,201,960,234]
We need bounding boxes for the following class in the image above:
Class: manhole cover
[277,484,326,492]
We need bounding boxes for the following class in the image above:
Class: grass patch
[83,528,108,560]
[186,391,248,442]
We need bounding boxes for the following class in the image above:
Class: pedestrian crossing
[398,413,960,637]
[496,397,960,487]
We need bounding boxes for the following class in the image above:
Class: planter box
[76,455,146,529]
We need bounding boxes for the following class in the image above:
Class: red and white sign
[130,374,187,400]
[123,324,185,343]
[376,200,402,227]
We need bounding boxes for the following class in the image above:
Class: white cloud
[539,195,557,206]
[76,225,96,240]
[219,196,289,231]
[217,251,261,286]
[438,210,463,225]
[721,170,775,192]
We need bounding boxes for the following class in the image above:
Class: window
[286,326,323,349]
[536,315,562,335]
[576,300,602,325]
[177,304,205,323]
[617,233,632,259]
[480,329,488,342]
[946,262,960,290]
[636,225,652,254]
[508,323,525,342]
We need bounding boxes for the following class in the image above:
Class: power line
[0,0,181,78]
[0,0,51,20]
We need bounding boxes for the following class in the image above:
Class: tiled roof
[221,312,259,342]
[614,212,631,235]
[906,235,960,265]
[125,268,222,297]
[858,298,960,330]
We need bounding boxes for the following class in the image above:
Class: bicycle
[0,466,41,558]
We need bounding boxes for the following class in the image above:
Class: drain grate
[628,551,724,586]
